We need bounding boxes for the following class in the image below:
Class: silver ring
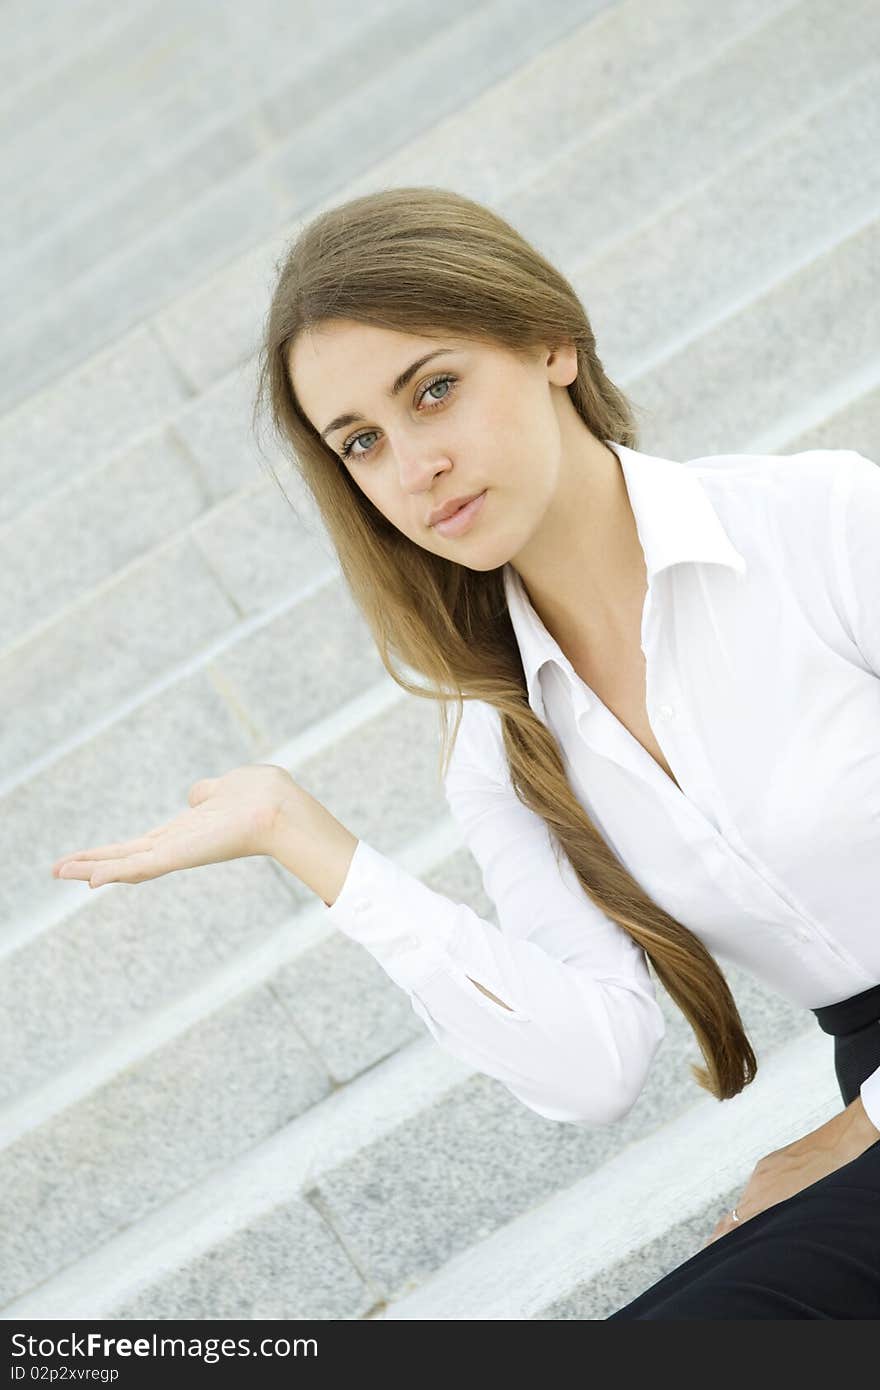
[730,1206,740,1223]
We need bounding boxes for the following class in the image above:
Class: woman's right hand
[51,763,299,889]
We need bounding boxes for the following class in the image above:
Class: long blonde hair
[251,185,757,1102]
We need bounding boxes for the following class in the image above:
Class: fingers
[53,838,155,879]
[56,856,120,885]
[53,844,131,875]
[57,860,114,887]
[56,847,156,887]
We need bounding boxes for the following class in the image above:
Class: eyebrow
[319,348,457,444]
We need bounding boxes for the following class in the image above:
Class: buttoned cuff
[859,1059,880,1136]
[321,838,462,993]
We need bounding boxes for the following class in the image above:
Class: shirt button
[354,897,370,913]
[657,704,675,720]
[795,926,811,943]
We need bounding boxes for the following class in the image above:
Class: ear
[546,341,579,388]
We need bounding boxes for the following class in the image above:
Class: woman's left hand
[702,1098,880,1248]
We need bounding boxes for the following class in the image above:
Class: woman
[51,187,880,1318]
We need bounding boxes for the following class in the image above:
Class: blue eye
[339,374,458,461]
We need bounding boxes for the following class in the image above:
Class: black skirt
[607,980,880,1319]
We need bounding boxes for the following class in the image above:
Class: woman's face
[287,319,578,571]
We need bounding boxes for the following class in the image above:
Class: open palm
[51,763,296,888]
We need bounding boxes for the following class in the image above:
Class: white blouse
[322,442,880,1131]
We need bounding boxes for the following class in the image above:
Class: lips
[429,492,483,527]
[430,489,487,538]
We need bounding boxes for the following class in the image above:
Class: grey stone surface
[3,1,369,209]
[271,932,427,1088]
[153,232,294,396]
[291,696,450,858]
[0,326,190,527]
[628,216,879,459]
[1,0,416,306]
[0,1037,479,1320]
[538,1180,744,1318]
[1,0,615,413]
[312,1073,623,1300]
[0,853,299,1106]
[509,0,877,276]
[367,1028,841,1320]
[782,379,880,459]
[0,983,332,1308]
[0,0,139,100]
[4,2,230,181]
[0,537,239,781]
[1,163,284,416]
[192,474,336,616]
[106,1197,375,1321]
[0,670,258,932]
[173,358,298,505]
[339,0,793,222]
[0,429,208,650]
[209,576,385,750]
[156,0,786,392]
[563,68,880,378]
[8,125,264,323]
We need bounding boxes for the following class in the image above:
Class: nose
[393,434,453,493]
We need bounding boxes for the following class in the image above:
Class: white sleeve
[831,448,880,1132]
[833,448,880,677]
[322,699,665,1126]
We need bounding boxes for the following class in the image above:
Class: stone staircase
[1,0,877,1320]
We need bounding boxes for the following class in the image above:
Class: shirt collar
[502,441,748,720]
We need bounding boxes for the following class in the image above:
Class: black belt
[812,979,880,1037]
